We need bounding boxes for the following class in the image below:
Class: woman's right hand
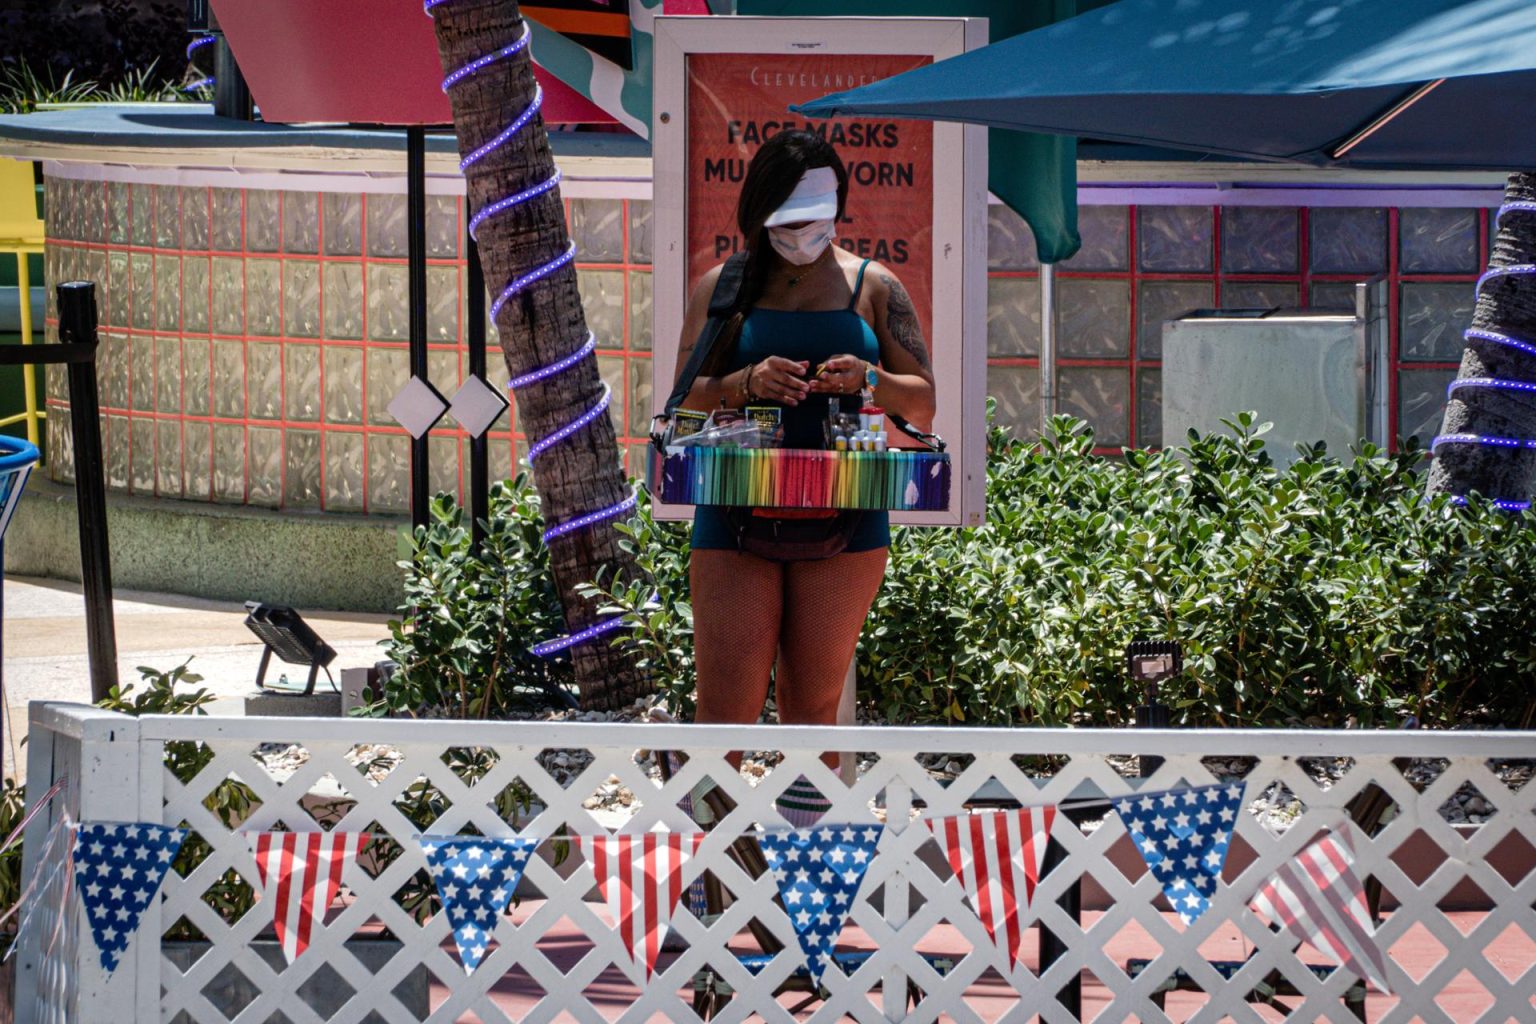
[749,356,811,406]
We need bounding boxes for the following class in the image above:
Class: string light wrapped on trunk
[1432,203,1536,512]
[427,0,638,655]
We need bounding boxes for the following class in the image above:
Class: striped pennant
[926,808,1055,969]
[1249,828,1392,993]
[578,833,702,980]
[250,832,368,962]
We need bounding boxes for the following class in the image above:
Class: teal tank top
[691,259,890,553]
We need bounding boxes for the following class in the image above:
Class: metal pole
[407,126,430,532]
[57,281,118,704]
[467,231,490,548]
[1038,830,1083,1020]
[1040,262,1059,432]
[212,37,253,121]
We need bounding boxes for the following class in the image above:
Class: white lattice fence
[15,703,1536,1024]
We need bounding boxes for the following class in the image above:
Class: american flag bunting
[420,835,537,973]
[578,832,702,980]
[250,831,368,962]
[74,822,187,972]
[1111,782,1244,925]
[1250,828,1392,992]
[926,808,1055,969]
[759,824,883,986]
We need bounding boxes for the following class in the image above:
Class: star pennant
[420,836,538,973]
[73,822,187,973]
[1110,782,1244,926]
[578,833,703,981]
[759,823,883,986]
[1250,828,1392,993]
[926,808,1055,969]
[250,832,368,962]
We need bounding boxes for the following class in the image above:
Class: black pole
[212,37,253,121]
[1038,824,1084,1019]
[407,126,430,532]
[57,282,119,704]
[466,231,490,548]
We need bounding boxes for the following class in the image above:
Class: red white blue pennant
[1250,827,1392,992]
[250,832,368,962]
[925,808,1055,970]
[577,833,703,981]
[759,824,883,986]
[74,822,187,973]
[419,835,538,973]
[1110,782,1244,926]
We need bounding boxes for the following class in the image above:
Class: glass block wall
[42,173,1481,514]
[987,203,1482,453]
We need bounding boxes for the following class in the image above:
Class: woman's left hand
[807,354,866,396]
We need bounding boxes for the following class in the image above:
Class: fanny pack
[729,507,860,562]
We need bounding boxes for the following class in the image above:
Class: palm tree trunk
[429,0,648,710]
[1426,172,1536,503]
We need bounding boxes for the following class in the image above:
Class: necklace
[784,247,831,287]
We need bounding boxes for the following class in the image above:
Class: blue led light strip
[1466,327,1536,359]
[429,0,637,656]
[1450,495,1531,511]
[1430,432,1536,453]
[185,35,216,59]
[1446,376,1536,398]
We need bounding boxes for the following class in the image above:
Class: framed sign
[652,16,988,527]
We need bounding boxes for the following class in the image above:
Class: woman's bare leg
[690,549,784,765]
[774,548,888,823]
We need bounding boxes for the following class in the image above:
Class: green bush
[859,411,1536,729]
[392,415,1536,731]
[380,476,574,718]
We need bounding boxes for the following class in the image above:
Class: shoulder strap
[658,250,751,426]
[848,258,872,309]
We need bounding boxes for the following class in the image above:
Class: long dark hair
[701,130,848,376]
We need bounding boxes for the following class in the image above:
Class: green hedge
[390,413,1536,729]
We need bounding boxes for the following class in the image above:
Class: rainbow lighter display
[659,448,950,511]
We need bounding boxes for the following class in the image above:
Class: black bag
[653,253,942,561]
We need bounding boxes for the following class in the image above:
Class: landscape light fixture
[1126,639,1181,778]
[243,602,337,696]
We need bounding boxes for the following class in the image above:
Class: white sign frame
[651,15,989,527]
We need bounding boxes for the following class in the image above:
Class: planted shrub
[381,477,573,718]
[394,415,1535,731]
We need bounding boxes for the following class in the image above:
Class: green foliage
[0,59,186,114]
[0,778,24,956]
[389,414,1535,732]
[578,496,696,716]
[860,411,1536,729]
[380,477,573,718]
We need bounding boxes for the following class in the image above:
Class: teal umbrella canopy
[796,0,1536,170]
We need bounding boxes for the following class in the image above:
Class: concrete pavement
[1,574,394,779]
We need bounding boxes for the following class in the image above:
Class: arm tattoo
[878,272,932,371]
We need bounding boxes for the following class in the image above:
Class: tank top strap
[848,258,873,310]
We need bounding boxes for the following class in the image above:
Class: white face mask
[768,219,836,266]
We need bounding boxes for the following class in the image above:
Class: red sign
[685,53,933,338]
[210,0,616,126]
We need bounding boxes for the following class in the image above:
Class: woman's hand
[750,356,812,406]
[807,354,865,396]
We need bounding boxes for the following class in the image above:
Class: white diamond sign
[448,376,509,437]
[388,376,449,439]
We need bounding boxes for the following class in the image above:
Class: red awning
[209,0,616,127]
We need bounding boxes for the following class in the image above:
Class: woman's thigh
[776,548,888,725]
[689,548,784,724]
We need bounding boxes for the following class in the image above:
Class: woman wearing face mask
[672,130,936,814]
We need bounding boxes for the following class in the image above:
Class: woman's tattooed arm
[879,272,932,370]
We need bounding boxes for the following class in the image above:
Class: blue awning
[796,0,1536,171]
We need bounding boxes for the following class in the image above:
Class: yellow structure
[0,158,44,450]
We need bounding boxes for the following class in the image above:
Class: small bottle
[873,431,888,453]
[834,433,849,452]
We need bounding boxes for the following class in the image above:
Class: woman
[673,130,936,792]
